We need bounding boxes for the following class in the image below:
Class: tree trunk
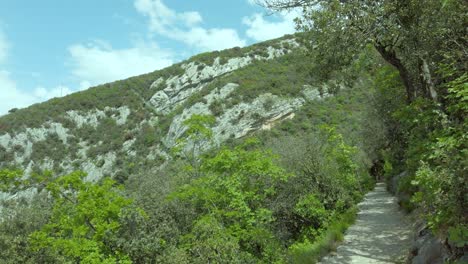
[374,43,416,103]
[419,57,438,102]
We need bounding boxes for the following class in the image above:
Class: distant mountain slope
[0,34,334,182]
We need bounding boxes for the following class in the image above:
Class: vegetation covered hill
[0,33,389,262]
[0,0,467,262]
[0,35,309,181]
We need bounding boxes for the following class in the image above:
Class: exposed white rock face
[164,102,210,148]
[114,107,131,125]
[66,106,131,128]
[122,138,138,157]
[0,133,11,149]
[149,77,164,89]
[1,38,327,187]
[50,123,70,144]
[77,140,89,159]
[149,91,170,113]
[261,112,296,131]
[146,148,169,161]
[122,138,136,152]
[302,85,331,101]
[82,152,117,182]
[13,141,31,165]
[39,158,55,171]
[0,122,70,168]
[66,110,106,128]
[164,88,306,150]
[211,94,305,144]
[163,83,238,148]
[149,43,296,115]
[24,161,34,175]
[205,83,238,104]
[0,106,128,175]
[0,187,38,205]
[279,38,300,47]
[0,122,69,151]
[0,122,69,164]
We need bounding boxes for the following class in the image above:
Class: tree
[171,139,290,262]
[29,171,139,263]
[8,108,18,114]
[0,169,24,192]
[0,191,61,263]
[173,114,216,178]
[257,0,467,103]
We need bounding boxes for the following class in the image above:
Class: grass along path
[320,182,411,264]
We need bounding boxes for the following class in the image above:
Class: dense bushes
[117,114,375,263]
[0,101,379,263]
[0,170,141,263]
[0,65,386,263]
[375,59,468,253]
[288,207,357,263]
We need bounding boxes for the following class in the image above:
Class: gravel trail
[320,182,411,264]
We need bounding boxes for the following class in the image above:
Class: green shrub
[288,207,357,263]
[208,100,224,116]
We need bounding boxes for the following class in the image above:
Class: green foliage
[181,114,216,143]
[187,34,295,67]
[288,207,357,264]
[0,47,390,263]
[0,193,62,264]
[179,49,315,114]
[30,134,66,165]
[172,139,290,261]
[373,42,467,254]
[208,99,224,116]
[448,225,468,248]
[320,125,360,194]
[439,63,468,118]
[29,171,139,263]
[0,169,24,192]
[173,114,217,177]
[266,0,467,102]
[3,3,466,260]
[181,215,246,263]
[294,194,328,231]
[387,63,468,236]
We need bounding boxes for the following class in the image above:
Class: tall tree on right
[258,0,467,103]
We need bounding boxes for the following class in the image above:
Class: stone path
[320,182,412,264]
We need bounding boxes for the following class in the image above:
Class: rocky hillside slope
[0,34,333,183]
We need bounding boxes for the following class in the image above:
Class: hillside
[0,1,466,261]
[0,34,319,182]
[0,33,392,262]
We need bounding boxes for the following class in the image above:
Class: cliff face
[0,35,331,184]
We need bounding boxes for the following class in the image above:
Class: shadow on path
[320,182,411,264]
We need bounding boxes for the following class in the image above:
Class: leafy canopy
[29,171,140,264]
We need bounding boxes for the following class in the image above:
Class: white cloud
[0,31,88,115]
[134,0,203,33]
[68,40,174,86]
[33,85,76,101]
[0,71,35,114]
[134,0,246,51]
[178,27,246,51]
[135,0,180,33]
[243,11,299,42]
[0,2,301,116]
[0,32,33,115]
[0,70,85,115]
[0,24,175,115]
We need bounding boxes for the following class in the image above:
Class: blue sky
[0,0,299,115]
